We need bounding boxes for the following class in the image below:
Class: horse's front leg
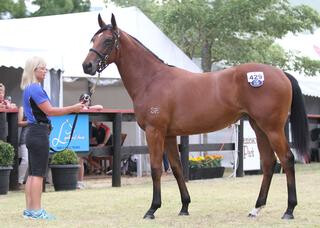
[143,126,165,219]
[165,136,190,216]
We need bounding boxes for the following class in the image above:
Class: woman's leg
[25,124,49,211]
[27,176,43,210]
[25,176,32,209]
[18,144,28,184]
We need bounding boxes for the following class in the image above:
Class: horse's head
[82,14,120,75]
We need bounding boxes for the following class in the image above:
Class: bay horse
[82,14,309,220]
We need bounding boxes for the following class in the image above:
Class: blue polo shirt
[23,83,51,124]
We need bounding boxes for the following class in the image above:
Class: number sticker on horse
[247,72,264,88]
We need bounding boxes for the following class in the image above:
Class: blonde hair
[20,56,47,90]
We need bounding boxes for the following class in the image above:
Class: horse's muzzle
[82,61,96,75]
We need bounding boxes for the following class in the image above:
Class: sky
[290,0,320,12]
[24,0,107,13]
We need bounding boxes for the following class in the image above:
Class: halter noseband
[89,26,120,73]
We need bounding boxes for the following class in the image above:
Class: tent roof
[0,6,202,78]
[296,76,320,98]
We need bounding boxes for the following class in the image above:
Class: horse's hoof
[281,213,294,220]
[143,214,155,219]
[248,213,257,218]
[179,211,189,216]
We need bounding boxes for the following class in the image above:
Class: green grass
[0,163,319,227]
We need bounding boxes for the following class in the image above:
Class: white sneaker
[76,181,85,189]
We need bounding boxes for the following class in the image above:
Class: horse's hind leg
[143,127,165,219]
[248,118,277,218]
[165,136,191,216]
[266,129,297,219]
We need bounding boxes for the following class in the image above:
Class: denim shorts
[26,124,50,177]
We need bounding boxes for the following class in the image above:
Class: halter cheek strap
[89,29,120,73]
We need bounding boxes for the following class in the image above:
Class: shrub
[0,140,15,167]
[50,149,79,165]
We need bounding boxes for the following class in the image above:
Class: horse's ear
[111,13,118,30]
[98,13,106,28]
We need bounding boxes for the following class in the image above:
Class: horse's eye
[103,38,113,47]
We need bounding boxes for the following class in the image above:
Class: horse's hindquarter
[233,64,292,129]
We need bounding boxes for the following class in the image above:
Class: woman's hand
[73,102,85,113]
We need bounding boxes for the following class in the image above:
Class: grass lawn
[0,163,319,228]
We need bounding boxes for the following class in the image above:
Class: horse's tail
[284,72,309,159]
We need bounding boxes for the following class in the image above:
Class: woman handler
[20,56,84,220]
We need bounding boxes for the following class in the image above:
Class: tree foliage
[111,0,320,75]
[0,0,27,19]
[0,0,90,19]
[31,0,90,17]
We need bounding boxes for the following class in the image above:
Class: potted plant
[49,149,80,191]
[189,154,225,180]
[0,140,15,194]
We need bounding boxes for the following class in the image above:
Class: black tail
[285,72,309,158]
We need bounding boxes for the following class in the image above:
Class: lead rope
[89,72,101,97]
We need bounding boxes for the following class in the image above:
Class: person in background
[163,152,171,174]
[87,121,111,174]
[0,83,17,109]
[0,83,5,108]
[20,56,84,220]
[18,106,28,188]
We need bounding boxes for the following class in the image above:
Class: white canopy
[0,6,202,78]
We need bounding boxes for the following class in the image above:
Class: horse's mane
[128,34,174,67]
[92,25,174,67]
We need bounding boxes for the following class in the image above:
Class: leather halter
[89,27,120,73]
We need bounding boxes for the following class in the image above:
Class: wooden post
[236,119,244,177]
[180,135,189,181]
[7,112,19,190]
[0,112,6,141]
[112,113,122,187]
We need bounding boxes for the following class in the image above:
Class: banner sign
[243,121,261,171]
[49,114,89,152]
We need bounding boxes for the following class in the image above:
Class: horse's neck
[115,33,164,100]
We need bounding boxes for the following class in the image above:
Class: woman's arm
[18,106,28,127]
[38,100,84,116]
[97,125,111,147]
